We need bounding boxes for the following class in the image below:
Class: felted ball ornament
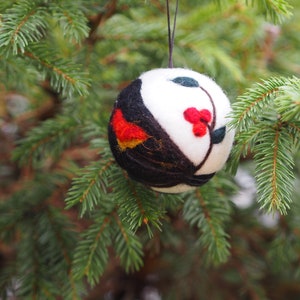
[108,68,235,193]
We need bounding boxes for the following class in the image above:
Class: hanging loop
[166,0,179,68]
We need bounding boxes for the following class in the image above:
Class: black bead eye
[211,126,226,144]
[171,77,199,87]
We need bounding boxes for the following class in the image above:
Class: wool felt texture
[108,68,235,193]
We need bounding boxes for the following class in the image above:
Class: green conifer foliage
[1,0,300,299]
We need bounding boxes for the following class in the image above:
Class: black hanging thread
[166,0,179,68]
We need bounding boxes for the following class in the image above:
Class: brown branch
[113,211,129,243]
[271,126,280,210]
[87,0,118,46]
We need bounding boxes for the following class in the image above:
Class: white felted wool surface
[139,68,235,175]
[152,183,199,194]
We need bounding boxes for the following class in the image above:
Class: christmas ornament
[108,68,235,193]
[108,0,234,193]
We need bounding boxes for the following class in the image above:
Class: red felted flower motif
[184,107,202,124]
[193,122,207,137]
[183,107,212,137]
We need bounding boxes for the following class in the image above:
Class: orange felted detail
[111,108,149,150]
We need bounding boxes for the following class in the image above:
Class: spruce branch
[17,209,78,299]
[0,0,47,55]
[113,176,164,236]
[203,0,292,31]
[228,76,300,145]
[0,176,80,299]
[157,192,184,211]
[267,234,298,273]
[16,225,53,299]
[229,76,300,213]
[0,175,55,241]
[51,4,89,44]
[227,124,265,174]
[0,0,90,97]
[23,43,90,97]
[228,77,287,132]
[72,209,144,286]
[245,0,293,23]
[275,77,300,121]
[113,212,144,272]
[288,121,300,149]
[65,156,116,216]
[12,114,81,167]
[71,213,112,287]
[254,124,295,214]
[183,185,232,265]
[0,54,40,91]
[69,166,147,285]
